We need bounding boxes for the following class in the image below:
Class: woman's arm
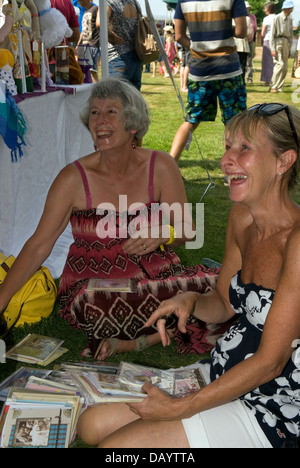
[145,204,246,343]
[165,36,171,54]
[132,222,300,421]
[176,238,300,420]
[106,5,124,45]
[261,24,267,41]
[156,151,196,246]
[0,164,80,312]
[123,151,196,255]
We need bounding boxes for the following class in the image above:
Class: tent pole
[99,0,109,79]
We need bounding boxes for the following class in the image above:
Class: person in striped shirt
[170,0,248,163]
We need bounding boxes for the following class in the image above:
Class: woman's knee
[77,406,101,446]
[76,402,139,446]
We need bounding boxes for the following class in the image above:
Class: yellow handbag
[0,252,57,337]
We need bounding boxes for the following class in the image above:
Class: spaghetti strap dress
[57,152,219,354]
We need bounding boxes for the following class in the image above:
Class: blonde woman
[77,103,300,448]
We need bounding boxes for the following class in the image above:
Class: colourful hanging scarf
[0,88,27,162]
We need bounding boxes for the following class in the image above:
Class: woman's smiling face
[88,97,134,150]
[221,123,280,205]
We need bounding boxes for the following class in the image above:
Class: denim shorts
[109,51,142,91]
[186,74,247,125]
[90,48,101,71]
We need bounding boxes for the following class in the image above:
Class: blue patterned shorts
[186,75,247,125]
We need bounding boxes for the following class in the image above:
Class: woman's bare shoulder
[152,150,181,171]
[47,161,85,203]
[285,224,300,259]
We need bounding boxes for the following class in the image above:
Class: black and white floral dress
[210,270,300,448]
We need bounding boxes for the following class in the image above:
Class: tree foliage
[247,0,284,26]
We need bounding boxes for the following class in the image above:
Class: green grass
[1,57,299,447]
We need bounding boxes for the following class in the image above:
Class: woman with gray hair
[0,78,217,360]
[56,78,217,358]
[80,77,150,144]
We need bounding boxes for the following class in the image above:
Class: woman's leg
[76,401,189,448]
[98,331,165,360]
[100,418,189,448]
[77,402,139,446]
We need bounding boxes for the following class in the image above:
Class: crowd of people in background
[55,0,299,95]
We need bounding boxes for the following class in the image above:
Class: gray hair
[80,78,150,141]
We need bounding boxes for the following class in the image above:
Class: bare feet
[97,338,135,360]
[96,331,174,360]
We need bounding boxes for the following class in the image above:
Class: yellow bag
[0,252,57,336]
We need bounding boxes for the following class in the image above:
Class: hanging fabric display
[0,86,27,161]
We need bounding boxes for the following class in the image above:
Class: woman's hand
[145,292,198,346]
[128,382,183,421]
[122,226,169,256]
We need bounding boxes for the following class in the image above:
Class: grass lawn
[0,57,299,447]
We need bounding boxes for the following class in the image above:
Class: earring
[278,172,282,176]
[131,139,136,149]
[94,144,99,151]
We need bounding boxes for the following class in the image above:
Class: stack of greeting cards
[6,334,68,366]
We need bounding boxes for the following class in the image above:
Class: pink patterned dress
[57,152,218,353]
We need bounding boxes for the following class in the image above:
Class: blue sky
[293,2,300,26]
[141,0,174,19]
[142,0,300,25]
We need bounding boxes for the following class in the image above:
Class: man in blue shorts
[170,0,248,163]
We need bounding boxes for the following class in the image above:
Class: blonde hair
[224,105,300,189]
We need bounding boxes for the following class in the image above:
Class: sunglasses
[248,103,300,154]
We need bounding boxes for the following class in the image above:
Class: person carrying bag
[132,0,159,65]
